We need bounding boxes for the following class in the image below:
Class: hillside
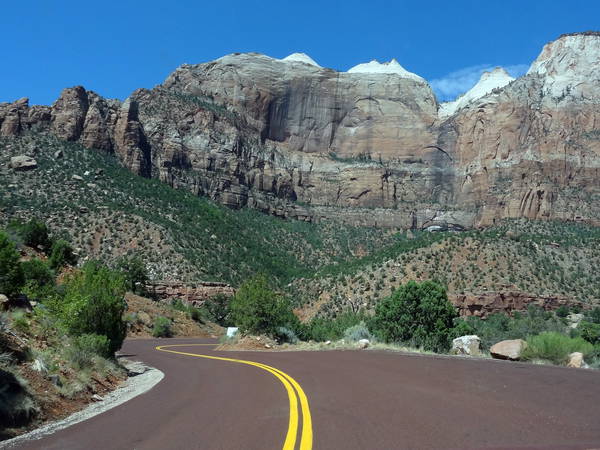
[291,220,600,318]
[0,133,396,285]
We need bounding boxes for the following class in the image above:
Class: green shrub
[19,219,53,251]
[555,305,570,318]
[170,298,205,323]
[371,280,457,352]
[302,310,368,342]
[465,306,564,350]
[73,334,111,358]
[53,262,127,354]
[48,239,77,270]
[22,259,55,288]
[204,294,231,326]
[11,310,31,334]
[343,321,372,342]
[229,275,296,336]
[0,232,25,298]
[522,332,594,365]
[274,326,299,344]
[579,321,600,345]
[585,307,600,324]
[152,316,173,338]
[116,255,148,294]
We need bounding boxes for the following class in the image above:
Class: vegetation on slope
[0,133,396,286]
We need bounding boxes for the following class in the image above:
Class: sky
[1,0,599,105]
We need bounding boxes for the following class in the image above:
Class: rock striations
[1,32,600,229]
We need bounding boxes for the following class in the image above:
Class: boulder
[451,335,481,356]
[357,339,370,349]
[490,339,527,361]
[567,352,588,369]
[9,155,37,171]
[71,174,84,181]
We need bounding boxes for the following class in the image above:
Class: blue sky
[1,0,598,105]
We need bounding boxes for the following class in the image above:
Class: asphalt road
[12,338,600,449]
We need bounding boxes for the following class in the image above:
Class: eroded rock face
[146,281,235,307]
[2,32,599,228]
[449,291,586,318]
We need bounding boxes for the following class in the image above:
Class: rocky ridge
[1,32,599,229]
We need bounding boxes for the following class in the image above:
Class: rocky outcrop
[449,291,587,318]
[1,32,599,229]
[146,281,235,307]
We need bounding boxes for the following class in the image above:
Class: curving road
[10,338,600,450]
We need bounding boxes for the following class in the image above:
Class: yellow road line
[155,344,313,450]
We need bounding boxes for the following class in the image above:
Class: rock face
[2,32,600,228]
[490,339,528,361]
[451,335,481,356]
[146,281,235,307]
[449,291,586,318]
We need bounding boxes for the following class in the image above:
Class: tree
[19,219,53,251]
[116,255,148,294]
[371,280,458,352]
[21,259,54,288]
[49,239,77,270]
[57,261,127,354]
[0,232,24,298]
[204,294,231,326]
[229,275,296,336]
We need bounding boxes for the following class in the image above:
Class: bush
[48,239,77,270]
[53,262,127,354]
[19,219,52,251]
[204,294,231,326]
[170,299,205,323]
[579,321,600,345]
[555,305,570,318]
[152,316,173,338]
[229,275,296,336]
[0,232,25,298]
[585,307,600,324]
[371,280,457,352]
[343,321,372,342]
[465,306,565,350]
[70,334,112,362]
[116,255,148,294]
[22,259,55,288]
[522,332,594,365]
[274,326,299,344]
[302,310,368,342]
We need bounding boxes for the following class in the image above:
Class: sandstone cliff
[1,32,599,229]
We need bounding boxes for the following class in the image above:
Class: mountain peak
[526,32,600,98]
[439,67,514,117]
[347,58,425,82]
[281,53,322,68]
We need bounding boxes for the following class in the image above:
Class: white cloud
[430,63,529,102]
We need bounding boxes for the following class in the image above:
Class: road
[11,338,600,449]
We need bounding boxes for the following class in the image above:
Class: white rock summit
[348,58,425,82]
[282,53,322,68]
[439,67,514,117]
[526,31,600,99]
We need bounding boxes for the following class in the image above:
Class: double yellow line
[155,344,313,450]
